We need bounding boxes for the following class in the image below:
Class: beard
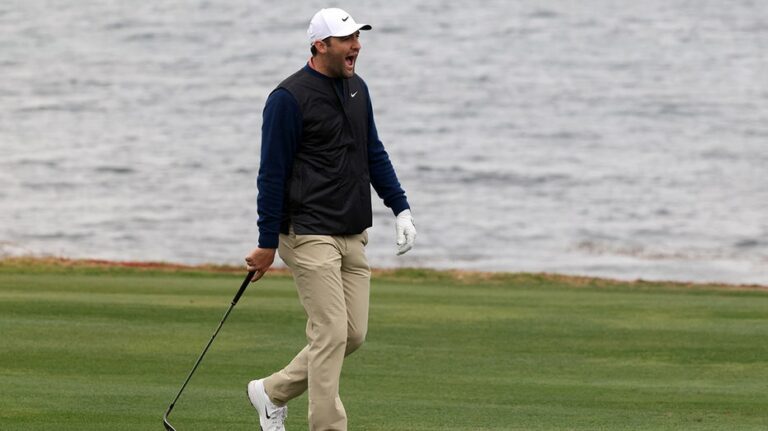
[328,50,355,78]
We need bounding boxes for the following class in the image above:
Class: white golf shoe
[247,379,287,431]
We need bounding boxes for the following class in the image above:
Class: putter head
[163,405,177,431]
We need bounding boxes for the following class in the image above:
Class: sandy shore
[1,256,765,291]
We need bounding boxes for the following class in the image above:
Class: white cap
[307,8,372,44]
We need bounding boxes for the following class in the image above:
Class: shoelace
[268,406,288,423]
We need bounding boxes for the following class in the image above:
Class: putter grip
[232,271,256,305]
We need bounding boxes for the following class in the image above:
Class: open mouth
[345,55,355,68]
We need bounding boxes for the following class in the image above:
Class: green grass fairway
[1,260,767,430]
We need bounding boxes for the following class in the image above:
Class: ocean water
[1,0,767,284]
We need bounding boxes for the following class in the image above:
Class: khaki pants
[264,229,370,431]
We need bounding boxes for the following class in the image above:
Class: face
[317,31,361,78]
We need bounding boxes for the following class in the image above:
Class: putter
[163,270,257,431]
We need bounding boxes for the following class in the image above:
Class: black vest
[277,67,372,235]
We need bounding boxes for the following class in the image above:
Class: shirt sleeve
[257,88,301,248]
[363,81,411,215]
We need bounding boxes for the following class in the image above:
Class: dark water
[1,0,767,284]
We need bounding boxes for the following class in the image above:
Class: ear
[313,39,329,55]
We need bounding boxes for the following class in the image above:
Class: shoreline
[1,255,765,291]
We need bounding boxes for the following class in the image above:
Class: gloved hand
[395,209,416,255]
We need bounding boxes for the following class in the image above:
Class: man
[244,8,416,431]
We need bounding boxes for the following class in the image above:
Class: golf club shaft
[164,271,256,422]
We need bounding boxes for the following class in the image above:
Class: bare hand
[244,248,276,282]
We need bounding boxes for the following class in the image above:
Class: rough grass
[0,258,767,430]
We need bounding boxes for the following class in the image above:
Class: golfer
[244,8,416,431]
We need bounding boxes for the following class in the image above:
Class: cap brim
[331,23,372,37]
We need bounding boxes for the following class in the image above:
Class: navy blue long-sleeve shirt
[257,65,410,248]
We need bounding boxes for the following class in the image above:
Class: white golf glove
[395,209,416,255]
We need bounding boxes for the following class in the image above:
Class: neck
[308,56,336,78]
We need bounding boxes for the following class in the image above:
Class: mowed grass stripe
[0,266,767,430]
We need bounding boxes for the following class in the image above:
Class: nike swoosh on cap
[342,16,349,21]
[265,406,271,419]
